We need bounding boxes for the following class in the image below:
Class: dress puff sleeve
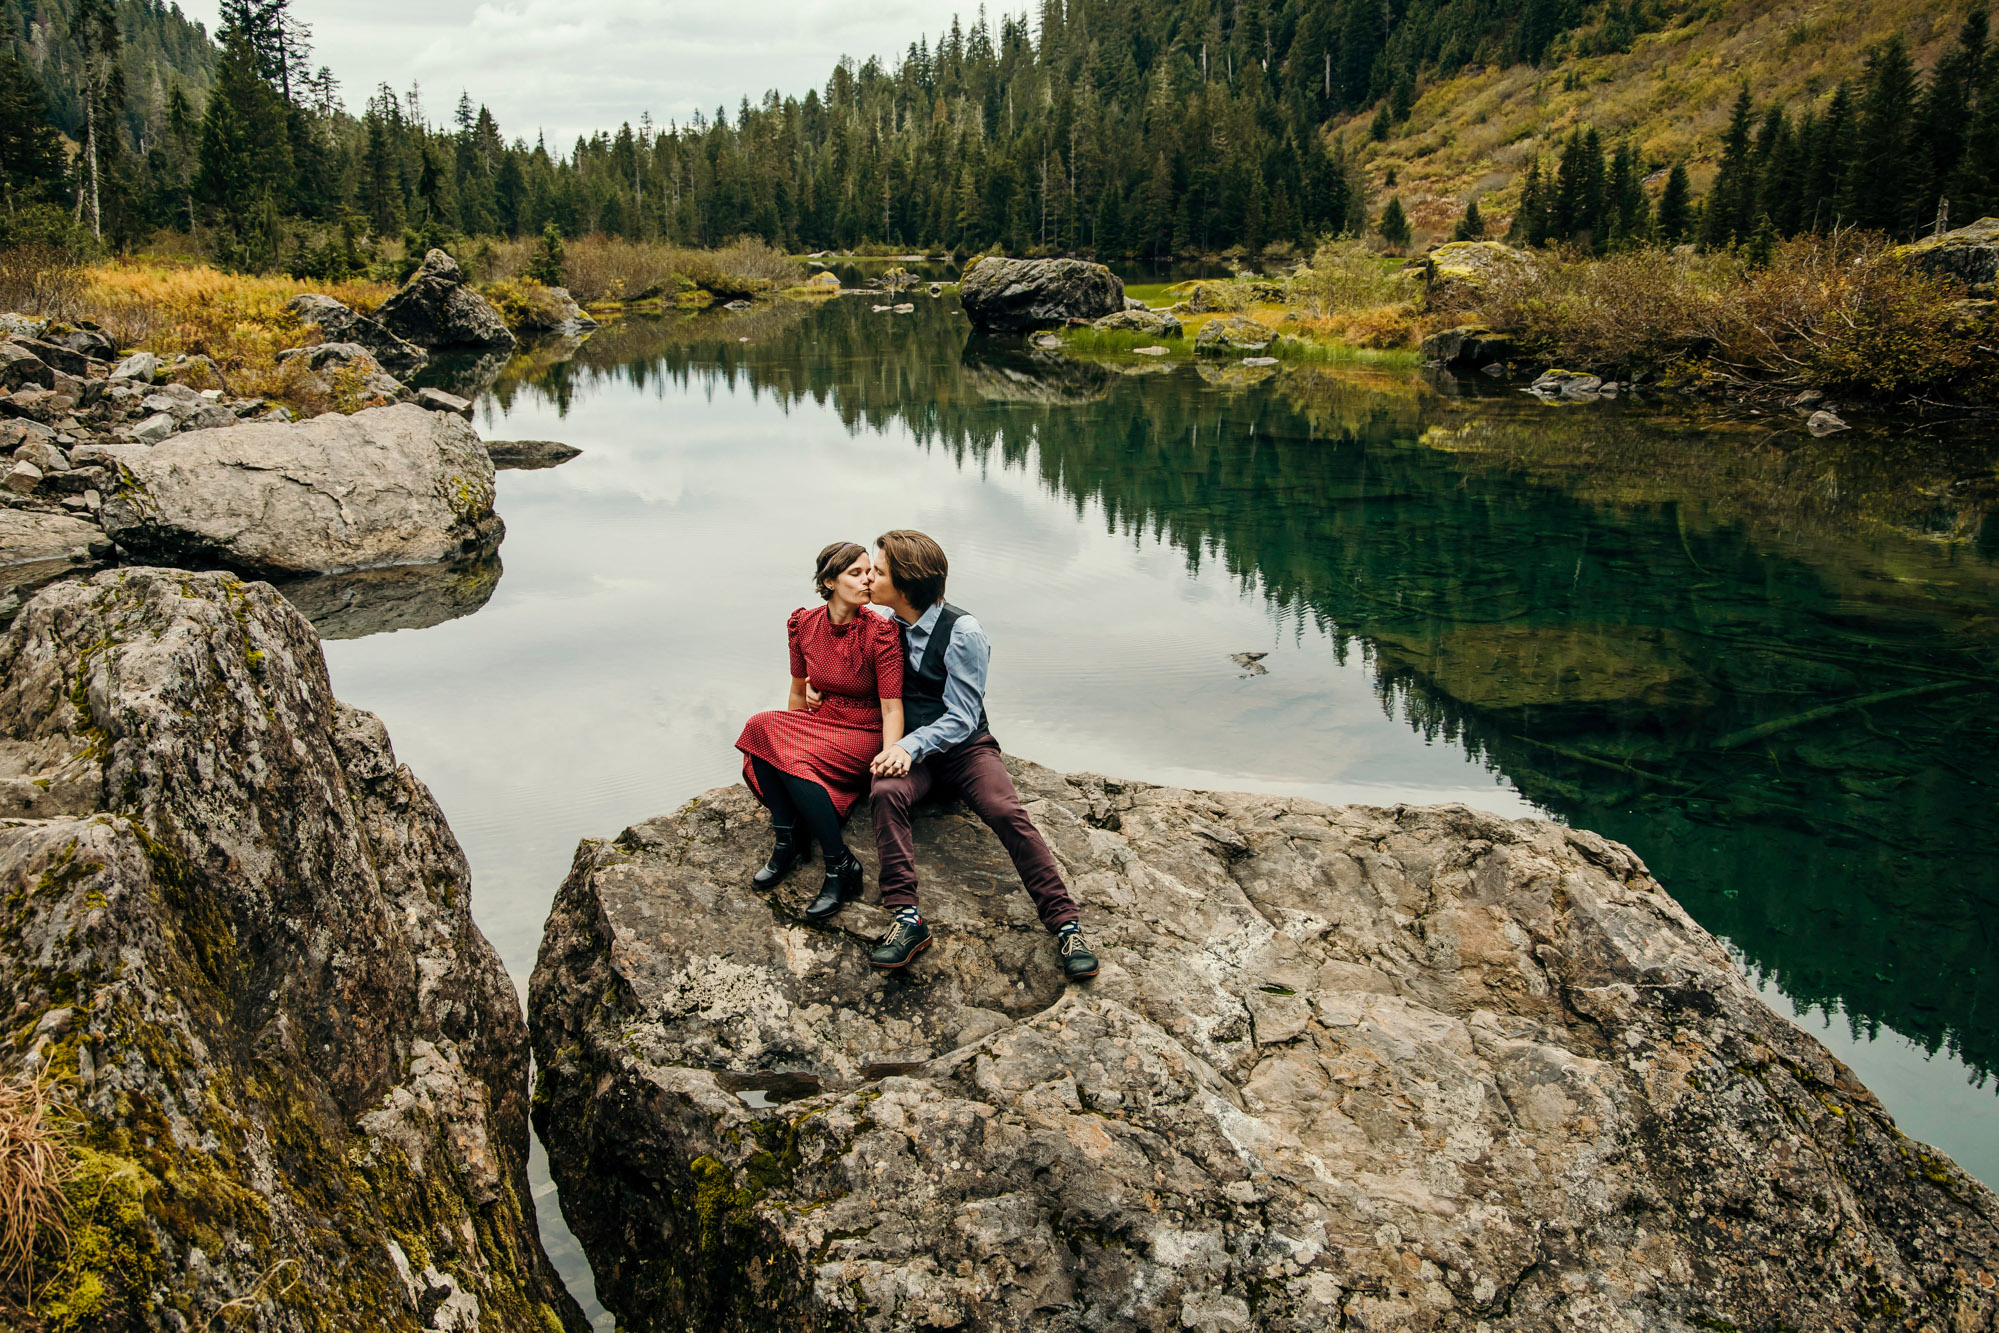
[871,612,905,699]
[787,608,809,679]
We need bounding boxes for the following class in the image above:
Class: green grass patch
[1057,324,1420,368]
[1122,282,1177,306]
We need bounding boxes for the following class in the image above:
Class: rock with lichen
[0,568,584,1332]
[530,765,1999,1333]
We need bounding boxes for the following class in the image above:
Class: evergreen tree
[1701,87,1756,248]
[1377,195,1410,249]
[1802,83,1856,231]
[196,30,295,269]
[1915,9,1987,231]
[1954,55,1999,219]
[1452,197,1485,241]
[1510,157,1552,246]
[1846,36,1918,236]
[0,48,64,217]
[1605,139,1648,243]
[1744,211,1777,267]
[526,220,566,284]
[1656,163,1693,242]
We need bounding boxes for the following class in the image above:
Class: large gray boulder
[0,570,584,1330]
[274,340,411,403]
[959,257,1124,333]
[530,764,1999,1333]
[376,249,518,350]
[99,402,500,578]
[286,293,431,376]
[1898,216,1999,294]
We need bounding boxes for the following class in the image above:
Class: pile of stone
[2,309,503,627]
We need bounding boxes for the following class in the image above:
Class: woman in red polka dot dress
[736,541,905,923]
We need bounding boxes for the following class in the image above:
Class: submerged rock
[485,439,582,470]
[530,765,1999,1332]
[959,257,1124,333]
[0,569,583,1330]
[376,249,517,350]
[99,402,501,578]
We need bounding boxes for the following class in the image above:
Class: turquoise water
[319,296,1999,1322]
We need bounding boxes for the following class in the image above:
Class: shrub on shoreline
[1454,232,1996,398]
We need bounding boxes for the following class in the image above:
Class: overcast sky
[179,0,979,143]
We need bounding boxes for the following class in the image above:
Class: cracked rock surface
[0,569,582,1331]
[529,765,1998,1332]
[97,402,501,578]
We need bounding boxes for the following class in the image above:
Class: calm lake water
[314,291,1999,1323]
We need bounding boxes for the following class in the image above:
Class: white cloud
[183,0,978,142]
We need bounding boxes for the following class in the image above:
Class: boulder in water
[1193,315,1279,355]
[1420,324,1516,372]
[530,764,1999,1332]
[99,402,500,577]
[375,249,517,350]
[1091,307,1184,339]
[0,569,584,1329]
[484,439,581,470]
[958,256,1124,333]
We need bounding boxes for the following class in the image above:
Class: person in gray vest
[859,529,1099,980]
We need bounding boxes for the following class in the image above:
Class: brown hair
[813,541,868,601]
[876,529,947,609]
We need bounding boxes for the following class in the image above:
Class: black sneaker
[1058,928,1099,980]
[752,827,807,890]
[869,917,932,970]
[805,850,865,923]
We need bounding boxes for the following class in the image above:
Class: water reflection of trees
[507,303,1999,1084]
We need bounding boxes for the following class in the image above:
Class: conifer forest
[3,0,1997,268]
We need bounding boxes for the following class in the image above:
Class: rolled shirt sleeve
[899,615,990,763]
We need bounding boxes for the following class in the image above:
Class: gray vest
[903,603,990,741]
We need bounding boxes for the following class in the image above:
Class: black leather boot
[805,848,865,923]
[752,826,807,890]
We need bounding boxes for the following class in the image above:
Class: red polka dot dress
[736,606,904,817]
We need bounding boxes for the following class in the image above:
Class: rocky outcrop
[0,569,583,1330]
[1410,240,1537,305]
[377,251,518,350]
[98,403,501,578]
[1898,216,1999,294]
[1420,324,1516,373]
[530,765,1999,1333]
[1194,316,1280,355]
[959,258,1124,333]
[1091,308,1184,339]
[287,293,431,376]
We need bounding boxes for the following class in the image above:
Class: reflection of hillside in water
[505,302,1999,1083]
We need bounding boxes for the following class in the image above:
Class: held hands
[870,743,913,778]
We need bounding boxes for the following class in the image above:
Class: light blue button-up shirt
[881,601,990,763]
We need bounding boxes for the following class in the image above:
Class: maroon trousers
[870,734,1079,931]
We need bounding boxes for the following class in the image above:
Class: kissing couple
[733,529,1099,982]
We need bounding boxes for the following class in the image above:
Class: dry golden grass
[0,1073,71,1300]
[473,234,801,304]
[1357,0,1971,233]
[39,260,396,411]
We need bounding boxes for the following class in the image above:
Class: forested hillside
[0,0,1995,266]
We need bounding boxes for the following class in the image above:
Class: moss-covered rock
[531,769,1999,1332]
[1897,216,1999,294]
[0,569,584,1332]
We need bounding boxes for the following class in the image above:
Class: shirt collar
[902,601,945,634]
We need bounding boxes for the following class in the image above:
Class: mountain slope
[1364,0,1976,236]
